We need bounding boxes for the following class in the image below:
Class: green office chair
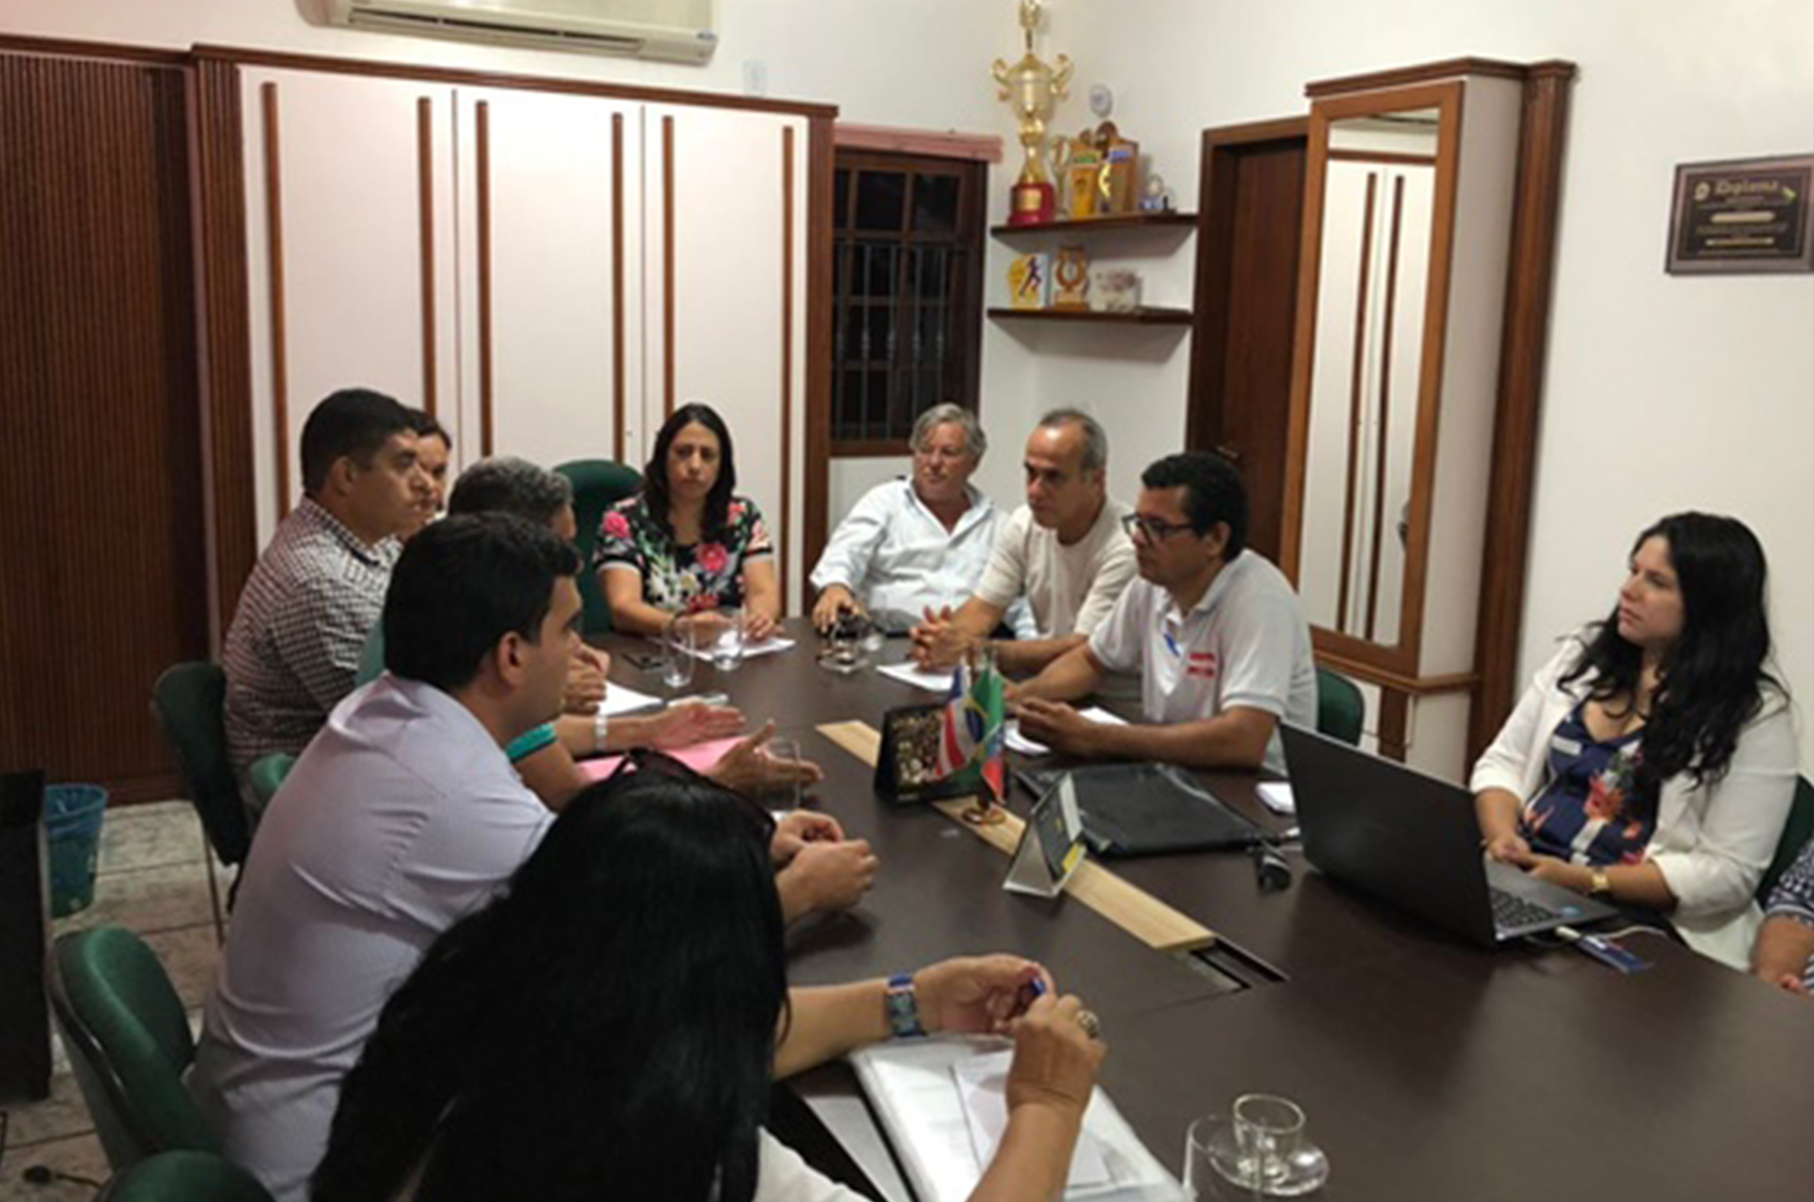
[355,620,388,688]
[555,458,643,635]
[246,753,296,820]
[47,927,219,1174]
[1758,775,1814,905]
[1315,665,1365,746]
[150,662,253,937]
[97,1152,273,1202]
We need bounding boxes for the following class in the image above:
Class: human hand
[909,605,971,670]
[745,608,779,642]
[709,721,826,795]
[562,652,609,715]
[915,955,1053,1036]
[779,838,878,914]
[1016,697,1097,755]
[812,585,861,635]
[1004,992,1106,1118]
[770,810,845,862]
[1484,829,1533,865]
[650,702,745,749]
[1523,855,1588,893]
[1775,972,1809,996]
[686,610,734,641]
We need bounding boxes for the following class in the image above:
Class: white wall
[7,0,1811,769]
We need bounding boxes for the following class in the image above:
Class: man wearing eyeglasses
[1015,451,1316,775]
[810,403,1006,634]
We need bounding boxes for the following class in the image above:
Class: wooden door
[646,103,809,610]
[240,68,459,541]
[454,87,643,476]
[1186,120,1308,564]
[0,50,206,801]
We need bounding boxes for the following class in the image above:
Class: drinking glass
[1183,1114,1226,1201]
[662,615,696,689]
[1231,1094,1304,1194]
[710,607,745,672]
[764,735,805,810]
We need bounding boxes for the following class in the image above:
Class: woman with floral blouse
[596,402,782,639]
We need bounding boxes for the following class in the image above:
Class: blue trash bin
[44,784,107,918]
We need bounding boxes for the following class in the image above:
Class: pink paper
[577,735,746,781]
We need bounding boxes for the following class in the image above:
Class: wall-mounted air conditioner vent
[325,0,719,65]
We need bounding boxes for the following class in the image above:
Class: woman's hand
[1484,830,1533,864]
[770,810,845,862]
[744,608,779,642]
[1522,855,1590,894]
[915,956,1053,1036]
[1004,992,1106,1118]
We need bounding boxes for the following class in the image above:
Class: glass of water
[710,607,745,673]
[764,735,805,810]
[662,615,696,689]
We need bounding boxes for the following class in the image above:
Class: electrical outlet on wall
[742,60,768,97]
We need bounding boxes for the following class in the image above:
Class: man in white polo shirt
[1015,451,1316,774]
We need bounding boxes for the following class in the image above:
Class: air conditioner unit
[325,0,719,65]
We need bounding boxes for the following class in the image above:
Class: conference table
[595,621,1814,1200]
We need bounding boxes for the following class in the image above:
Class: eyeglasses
[1120,512,1199,543]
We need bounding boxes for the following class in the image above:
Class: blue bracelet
[884,972,925,1038]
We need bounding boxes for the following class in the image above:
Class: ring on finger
[1075,1009,1102,1040]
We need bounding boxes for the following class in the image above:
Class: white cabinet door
[241,68,458,542]
[453,87,644,477]
[645,103,809,609]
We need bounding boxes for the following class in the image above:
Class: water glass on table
[661,615,697,689]
[763,735,805,810]
[1183,1094,1326,1198]
[710,607,745,672]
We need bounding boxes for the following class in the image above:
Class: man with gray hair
[809,403,1008,633]
[913,408,1136,679]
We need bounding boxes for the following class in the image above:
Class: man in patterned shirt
[1753,834,1814,996]
[223,388,430,787]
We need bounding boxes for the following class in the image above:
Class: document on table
[680,635,797,661]
[1006,708,1128,756]
[576,735,745,783]
[849,1036,1183,1202]
[1257,781,1295,815]
[597,681,665,717]
[877,660,958,693]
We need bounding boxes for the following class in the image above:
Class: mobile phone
[622,650,664,671]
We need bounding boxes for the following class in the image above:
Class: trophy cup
[992,0,1073,227]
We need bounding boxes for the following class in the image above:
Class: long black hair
[1563,512,1781,811]
[311,758,787,1202]
[642,402,738,544]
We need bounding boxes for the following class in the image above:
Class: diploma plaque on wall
[1666,155,1814,275]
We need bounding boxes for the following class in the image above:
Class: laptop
[1019,763,1265,858]
[1280,725,1617,946]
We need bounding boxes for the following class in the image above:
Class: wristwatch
[592,711,610,755]
[1588,868,1613,898]
[884,972,925,1039]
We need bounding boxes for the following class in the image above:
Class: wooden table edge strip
[815,721,1217,955]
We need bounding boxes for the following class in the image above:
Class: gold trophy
[993,0,1073,226]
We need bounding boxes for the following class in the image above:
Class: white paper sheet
[1257,781,1296,815]
[680,635,797,662]
[596,681,665,717]
[877,660,958,693]
[1006,707,1129,756]
[954,1050,1110,1188]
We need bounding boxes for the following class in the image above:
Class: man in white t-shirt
[1016,451,1317,775]
[911,408,1136,677]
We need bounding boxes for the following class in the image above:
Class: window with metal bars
[832,150,986,454]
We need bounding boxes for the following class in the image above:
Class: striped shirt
[223,498,397,781]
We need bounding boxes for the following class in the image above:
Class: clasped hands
[1484,830,1593,893]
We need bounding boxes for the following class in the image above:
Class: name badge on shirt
[1186,650,1218,680]
[1550,734,1583,757]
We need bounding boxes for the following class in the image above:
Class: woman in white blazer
[1472,513,1797,970]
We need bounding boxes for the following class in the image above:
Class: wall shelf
[988,306,1193,326]
[991,211,1197,237]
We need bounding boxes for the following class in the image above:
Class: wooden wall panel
[0,51,207,802]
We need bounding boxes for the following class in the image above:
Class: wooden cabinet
[234,62,818,605]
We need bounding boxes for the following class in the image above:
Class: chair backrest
[1758,775,1814,905]
[1315,666,1365,746]
[98,1151,274,1202]
[355,620,387,688]
[555,458,643,635]
[150,663,251,866]
[48,927,217,1171]
[246,753,296,820]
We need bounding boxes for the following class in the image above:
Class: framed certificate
[1667,155,1814,274]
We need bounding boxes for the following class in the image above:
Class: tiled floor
[0,801,225,1201]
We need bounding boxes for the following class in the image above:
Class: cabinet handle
[1214,444,1242,464]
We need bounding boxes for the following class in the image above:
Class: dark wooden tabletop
[594,620,1814,1198]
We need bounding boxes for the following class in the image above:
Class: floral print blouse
[594,494,773,613]
[1522,701,1655,867]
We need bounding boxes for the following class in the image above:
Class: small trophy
[992,0,1073,227]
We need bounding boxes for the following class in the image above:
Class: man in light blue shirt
[810,403,1012,634]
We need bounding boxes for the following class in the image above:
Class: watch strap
[884,972,925,1039]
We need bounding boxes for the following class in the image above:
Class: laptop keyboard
[1490,887,1560,931]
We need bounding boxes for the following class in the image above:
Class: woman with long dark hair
[1472,512,1797,968]
[597,402,783,638]
[311,760,1105,1202]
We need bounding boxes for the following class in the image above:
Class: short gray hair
[911,403,987,459]
[1037,408,1107,473]
[447,456,574,528]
